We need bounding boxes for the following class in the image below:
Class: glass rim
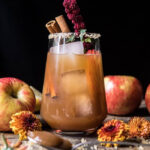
[48,32,101,39]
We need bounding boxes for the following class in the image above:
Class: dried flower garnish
[129,117,150,138]
[63,0,86,33]
[97,119,129,147]
[9,111,42,141]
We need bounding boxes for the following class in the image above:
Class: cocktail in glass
[41,33,107,134]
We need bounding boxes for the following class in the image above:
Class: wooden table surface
[0,100,150,150]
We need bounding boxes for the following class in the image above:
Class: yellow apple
[0,77,36,131]
[30,86,42,112]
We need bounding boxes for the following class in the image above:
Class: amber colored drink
[41,51,107,132]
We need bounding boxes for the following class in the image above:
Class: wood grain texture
[0,100,149,150]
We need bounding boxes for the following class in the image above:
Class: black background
[0,1,145,91]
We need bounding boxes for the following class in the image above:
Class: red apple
[145,84,150,113]
[0,77,36,131]
[104,75,143,115]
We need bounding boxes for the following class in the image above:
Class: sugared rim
[48,32,101,39]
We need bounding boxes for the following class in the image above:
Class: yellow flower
[129,117,150,138]
[10,111,42,140]
[97,119,129,147]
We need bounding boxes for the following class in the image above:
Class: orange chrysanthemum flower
[97,119,129,147]
[10,111,42,140]
[129,117,150,138]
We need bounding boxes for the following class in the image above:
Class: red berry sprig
[63,0,86,33]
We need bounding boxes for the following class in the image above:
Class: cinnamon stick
[55,15,70,33]
[43,52,56,98]
[86,55,105,114]
[45,20,61,33]
[45,15,71,97]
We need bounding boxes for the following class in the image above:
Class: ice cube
[60,69,88,95]
[75,94,92,117]
[50,41,84,54]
